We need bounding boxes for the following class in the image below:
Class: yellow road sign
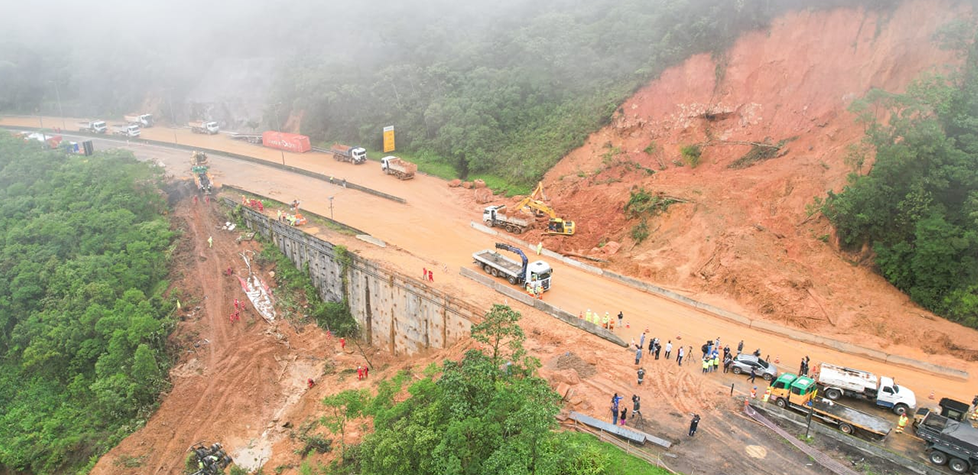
[383,126,395,152]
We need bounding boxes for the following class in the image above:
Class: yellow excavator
[512,182,576,236]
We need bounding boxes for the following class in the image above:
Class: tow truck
[767,373,892,440]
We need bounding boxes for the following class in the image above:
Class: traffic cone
[929,390,936,400]
[774,356,780,364]
[763,386,772,403]
[744,396,750,410]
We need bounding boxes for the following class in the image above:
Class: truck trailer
[189,121,220,135]
[381,156,416,180]
[768,374,892,440]
[815,363,916,415]
[328,144,367,164]
[472,243,552,291]
[915,407,978,473]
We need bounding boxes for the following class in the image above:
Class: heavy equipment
[329,143,367,164]
[483,205,531,234]
[111,124,141,138]
[77,120,107,134]
[815,362,916,415]
[124,114,154,127]
[191,150,208,166]
[472,242,552,291]
[492,181,575,235]
[189,442,233,475]
[768,373,892,440]
[193,166,213,193]
[189,121,220,135]
[915,407,978,473]
[381,156,416,180]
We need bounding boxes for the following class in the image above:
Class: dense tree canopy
[0,134,175,473]
[823,29,978,327]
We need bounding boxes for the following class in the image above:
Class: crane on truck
[768,373,892,440]
[815,362,916,415]
[472,243,552,291]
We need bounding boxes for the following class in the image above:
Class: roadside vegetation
[304,304,669,475]
[0,134,175,473]
[822,26,978,328]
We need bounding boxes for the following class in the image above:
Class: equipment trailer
[769,374,892,440]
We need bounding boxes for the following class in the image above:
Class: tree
[321,389,370,459]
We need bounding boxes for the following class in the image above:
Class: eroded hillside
[535,0,977,361]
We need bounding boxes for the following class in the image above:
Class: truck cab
[526,260,553,291]
[202,121,219,134]
[115,124,140,138]
[874,376,916,415]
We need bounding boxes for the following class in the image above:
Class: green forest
[0,135,175,473]
[823,26,978,327]
[311,305,667,475]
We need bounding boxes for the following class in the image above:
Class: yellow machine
[512,182,575,236]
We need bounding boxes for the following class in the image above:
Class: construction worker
[701,357,710,374]
[751,386,757,399]
[637,367,646,385]
[896,413,909,433]
[585,309,592,324]
[207,236,213,248]
[602,312,609,329]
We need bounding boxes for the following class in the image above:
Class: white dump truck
[112,124,141,138]
[124,114,154,127]
[189,121,220,135]
[815,362,916,415]
[483,205,532,234]
[77,120,107,134]
[472,243,552,291]
[329,144,367,164]
[380,156,417,180]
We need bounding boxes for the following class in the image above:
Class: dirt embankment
[535,0,978,359]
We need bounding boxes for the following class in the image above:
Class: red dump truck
[262,131,311,153]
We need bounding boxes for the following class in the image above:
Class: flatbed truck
[768,373,892,440]
[473,243,552,291]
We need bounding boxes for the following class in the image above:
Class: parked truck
[329,144,367,164]
[483,205,532,234]
[124,114,154,127]
[472,243,552,291]
[914,407,978,473]
[381,156,416,180]
[815,362,916,415]
[768,373,892,440]
[189,121,220,135]
[77,120,107,134]
[112,124,141,138]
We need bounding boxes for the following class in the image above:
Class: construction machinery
[77,120,107,134]
[329,143,367,164]
[768,373,892,440]
[112,123,141,138]
[483,205,532,234]
[191,150,208,166]
[491,181,575,235]
[124,114,154,127]
[193,166,213,193]
[189,442,233,475]
[189,121,220,135]
[915,407,978,473]
[472,243,552,291]
[381,156,416,180]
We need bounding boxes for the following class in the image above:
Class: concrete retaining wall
[236,203,482,355]
[469,222,968,380]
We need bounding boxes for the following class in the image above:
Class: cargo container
[262,131,311,153]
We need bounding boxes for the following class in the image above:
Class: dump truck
[77,120,107,134]
[483,205,532,234]
[112,124,141,138]
[914,407,978,473]
[329,144,367,164]
[230,132,262,144]
[815,362,916,415]
[192,166,213,193]
[124,114,154,127]
[381,156,416,180]
[189,121,220,135]
[472,243,552,291]
[768,373,892,440]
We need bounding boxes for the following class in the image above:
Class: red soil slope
[537,0,977,359]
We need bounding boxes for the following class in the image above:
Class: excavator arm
[494,242,528,277]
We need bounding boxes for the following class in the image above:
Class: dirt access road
[7,125,970,474]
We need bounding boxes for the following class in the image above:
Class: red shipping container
[262,131,311,153]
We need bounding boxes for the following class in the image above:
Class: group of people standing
[581,309,624,331]
[610,393,642,427]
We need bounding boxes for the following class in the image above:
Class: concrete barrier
[460,267,627,347]
[356,235,387,248]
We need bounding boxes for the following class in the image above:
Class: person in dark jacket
[688,414,701,436]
